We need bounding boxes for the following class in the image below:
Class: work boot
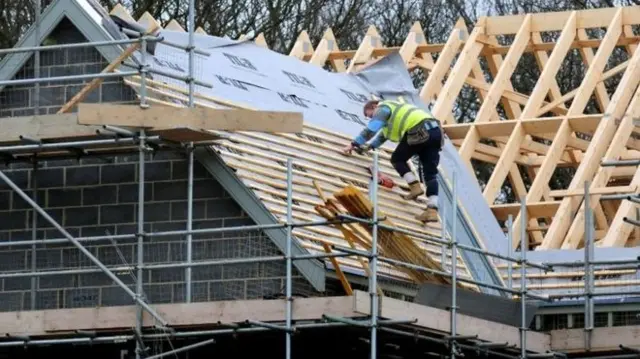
[403,181,424,200]
[416,206,439,223]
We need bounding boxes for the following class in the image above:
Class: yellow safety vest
[380,101,436,142]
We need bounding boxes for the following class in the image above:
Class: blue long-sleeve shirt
[352,105,390,149]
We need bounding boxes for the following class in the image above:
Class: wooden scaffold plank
[76,103,304,133]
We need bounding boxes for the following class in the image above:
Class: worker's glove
[354,144,371,155]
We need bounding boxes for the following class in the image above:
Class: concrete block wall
[0,16,333,312]
[0,17,137,117]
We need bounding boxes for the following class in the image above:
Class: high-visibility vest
[379,101,436,142]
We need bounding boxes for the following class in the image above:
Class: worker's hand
[341,144,354,156]
[354,144,371,155]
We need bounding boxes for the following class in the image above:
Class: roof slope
[102,3,497,290]
[84,3,640,300]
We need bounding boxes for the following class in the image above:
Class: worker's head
[363,100,380,118]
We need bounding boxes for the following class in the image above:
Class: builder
[341,100,443,223]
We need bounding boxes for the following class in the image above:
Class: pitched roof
[98,2,499,291]
[96,2,640,301]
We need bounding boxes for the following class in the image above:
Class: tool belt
[406,119,442,147]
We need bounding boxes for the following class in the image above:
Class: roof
[112,14,504,290]
[4,0,640,300]
[0,0,504,293]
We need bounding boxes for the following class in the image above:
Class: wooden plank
[76,104,304,133]
[551,325,640,352]
[354,291,551,352]
[562,77,640,249]
[483,35,524,120]
[531,32,566,112]
[0,295,358,336]
[331,35,640,59]
[483,6,640,35]
[0,114,99,144]
[491,201,560,221]
[443,117,597,139]
[549,185,637,197]
[459,17,533,204]
[465,29,529,193]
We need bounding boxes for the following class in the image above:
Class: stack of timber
[315,184,454,286]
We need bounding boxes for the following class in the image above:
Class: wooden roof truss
[278,6,640,252]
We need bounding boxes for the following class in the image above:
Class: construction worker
[341,100,443,222]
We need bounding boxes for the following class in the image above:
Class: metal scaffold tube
[520,196,527,359]
[0,252,355,280]
[186,143,194,303]
[0,136,161,154]
[0,217,359,248]
[0,37,161,55]
[30,159,38,310]
[286,158,294,359]
[507,215,514,291]
[144,339,215,359]
[600,159,640,167]
[188,0,196,107]
[450,171,458,359]
[135,130,147,359]
[584,181,593,351]
[370,150,380,359]
[0,70,140,87]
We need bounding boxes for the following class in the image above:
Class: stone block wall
[0,16,334,312]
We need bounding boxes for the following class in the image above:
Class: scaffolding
[0,1,639,359]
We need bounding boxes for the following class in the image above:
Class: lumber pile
[314,184,451,286]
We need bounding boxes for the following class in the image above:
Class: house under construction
[0,0,639,358]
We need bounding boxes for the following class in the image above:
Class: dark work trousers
[390,126,442,200]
